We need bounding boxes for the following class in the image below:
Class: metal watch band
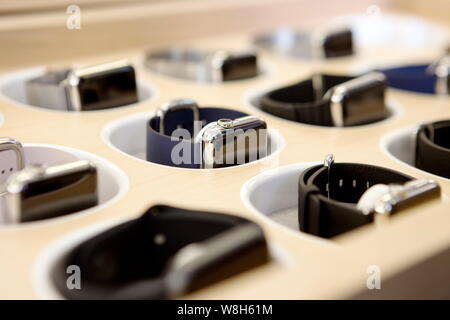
[416,120,450,178]
[259,74,354,126]
[146,104,248,168]
[298,161,413,238]
[145,49,258,83]
[52,205,269,300]
[253,27,354,59]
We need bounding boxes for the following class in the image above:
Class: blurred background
[0,0,448,70]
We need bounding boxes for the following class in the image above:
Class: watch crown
[218,118,234,129]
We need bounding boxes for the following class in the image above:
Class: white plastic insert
[380,125,450,181]
[241,162,335,245]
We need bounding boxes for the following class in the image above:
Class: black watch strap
[298,163,413,238]
[52,205,269,300]
[259,74,354,126]
[416,120,450,178]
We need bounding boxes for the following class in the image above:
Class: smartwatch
[254,27,354,59]
[381,55,450,95]
[147,99,268,169]
[52,205,269,300]
[415,120,450,178]
[298,155,440,238]
[6,160,98,223]
[259,72,388,126]
[145,49,258,83]
[25,60,138,111]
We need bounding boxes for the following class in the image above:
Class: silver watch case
[357,179,440,215]
[5,160,98,223]
[195,116,268,169]
[26,60,137,111]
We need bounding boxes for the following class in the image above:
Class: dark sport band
[259,74,354,126]
[415,120,450,178]
[52,205,269,300]
[298,160,413,238]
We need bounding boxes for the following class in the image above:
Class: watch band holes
[352,180,357,187]
[366,181,370,189]
[154,233,166,245]
[339,179,343,187]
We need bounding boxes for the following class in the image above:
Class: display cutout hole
[33,216,287,299]
[0,67,154,112]
[102,111,285,169]
[0,144,128,226]
[243,84,401,128]
[381,125,450,181]
[241,162,335,244]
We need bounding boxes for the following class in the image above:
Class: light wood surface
[0,1,449,300]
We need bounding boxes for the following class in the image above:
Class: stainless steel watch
[5,160,98,223]
[145,48,258,83]
[25,60,138,111]
[195,116,268,169]
[147,99,268,169]
[357,179,440,215]
[432,55,450,95]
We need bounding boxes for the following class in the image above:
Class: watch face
[323,29,354,58]
[221,54,258,81]
[19,167,98,222]
[342,76,387,126]
[77,65,138,110]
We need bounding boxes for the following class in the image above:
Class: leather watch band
[298,162,413,238]
[146,107,247,168]
[416,120,450,178]
[259,74,354,126]
[52,205,269,300]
